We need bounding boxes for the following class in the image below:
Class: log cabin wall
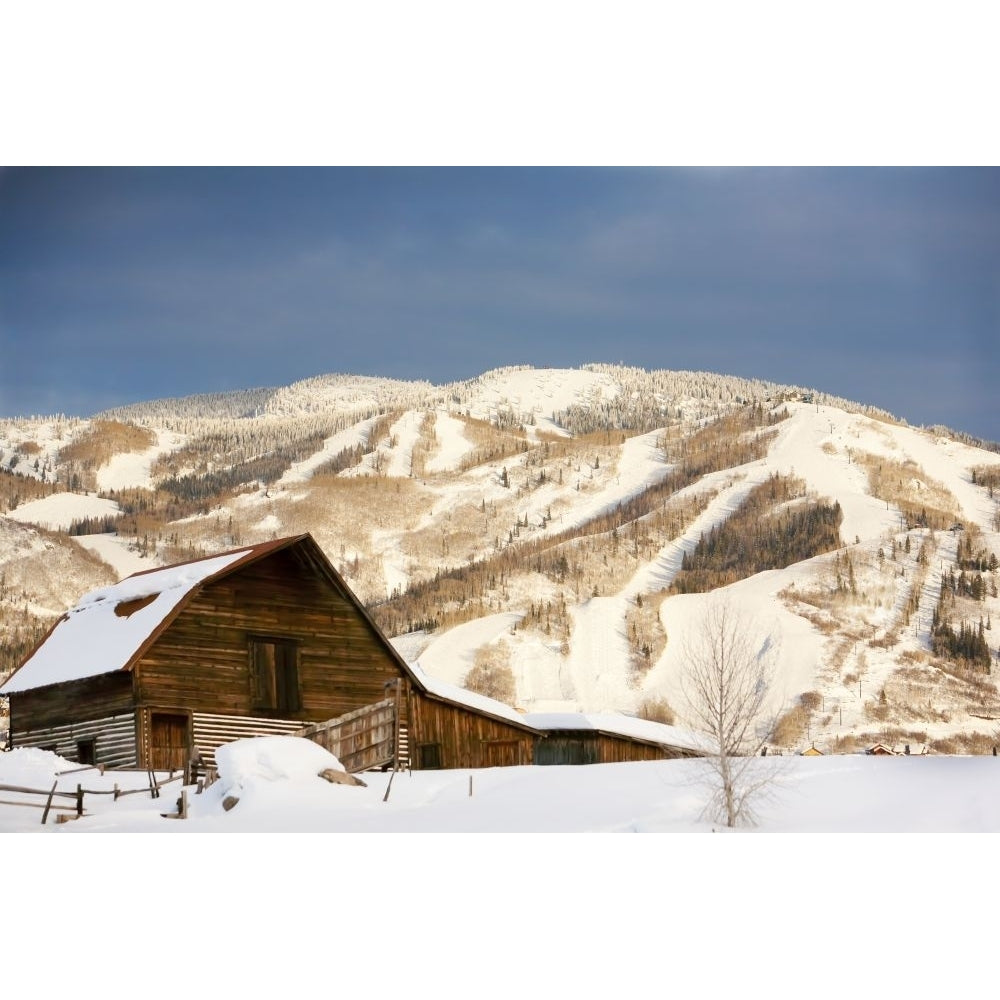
[190,712,308,769]
[11,711,138,767]
[8,672,135,730]
[8,672,138,765]
[408,691,535,769]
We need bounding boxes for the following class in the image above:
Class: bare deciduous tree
[681,600,778,828]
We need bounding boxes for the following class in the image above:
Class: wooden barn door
[149,713,190,770]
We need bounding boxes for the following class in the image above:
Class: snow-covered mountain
[3,364,999,755]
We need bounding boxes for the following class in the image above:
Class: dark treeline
[661,404,788,473]
[159,452,298,503]
[67,514,123,536]
[1,467,59,512]
[312,413,397,477]
[956,531,999,573]
[671,474,843,594]
[931,616,992,670]
[940,565,996,602]
[928,560,995,670]
[971,466,1000,492]
[0,617,50,681]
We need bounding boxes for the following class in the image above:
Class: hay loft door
[149,712,190,770]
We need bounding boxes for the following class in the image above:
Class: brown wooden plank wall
[593,734,676,763]
[408,692,535,769]
[134,548,408,722]
[295,698,396,773]
[534,732,700,765]
[9,672,135,731]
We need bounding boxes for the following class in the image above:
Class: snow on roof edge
[524,712,712,753]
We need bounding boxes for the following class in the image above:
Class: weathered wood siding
[534,731,699,765]
[409,692,534,769]
[295,698,397,773]
[8,672,135,731]
[11,711,138,767]
[133,547,408,723]
[534,734,600,766]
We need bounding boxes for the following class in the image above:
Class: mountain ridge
[3,363,999,755]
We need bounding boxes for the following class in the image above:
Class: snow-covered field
[3,736,997,833]
[3,740,987,993]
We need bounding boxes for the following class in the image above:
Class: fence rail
[0,767,201,825]
[294,697,397,773]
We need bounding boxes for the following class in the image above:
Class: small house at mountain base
[1,533,704,772]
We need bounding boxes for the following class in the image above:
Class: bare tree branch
[681,600,779,827]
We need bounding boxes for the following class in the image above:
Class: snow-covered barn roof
[0,538,301,695]
[409,662,532,729]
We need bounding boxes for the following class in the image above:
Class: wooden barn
[1,533,704,773]
[0,534,537,771]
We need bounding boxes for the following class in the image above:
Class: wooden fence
[0,762,219,825]
[293,697,398,773]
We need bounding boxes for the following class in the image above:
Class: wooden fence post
[40,781,58,825]
[76,784,83,818]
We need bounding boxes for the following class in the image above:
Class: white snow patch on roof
[0,548,251,693]
[408,660,531,728]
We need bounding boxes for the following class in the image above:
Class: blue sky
[1,167,997,441]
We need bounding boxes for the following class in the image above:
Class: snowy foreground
[4,736,992,997]
[2,736,998,833]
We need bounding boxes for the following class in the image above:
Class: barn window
[77,738,96,765]
[417,743,442,769]
[249,637,300,713]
